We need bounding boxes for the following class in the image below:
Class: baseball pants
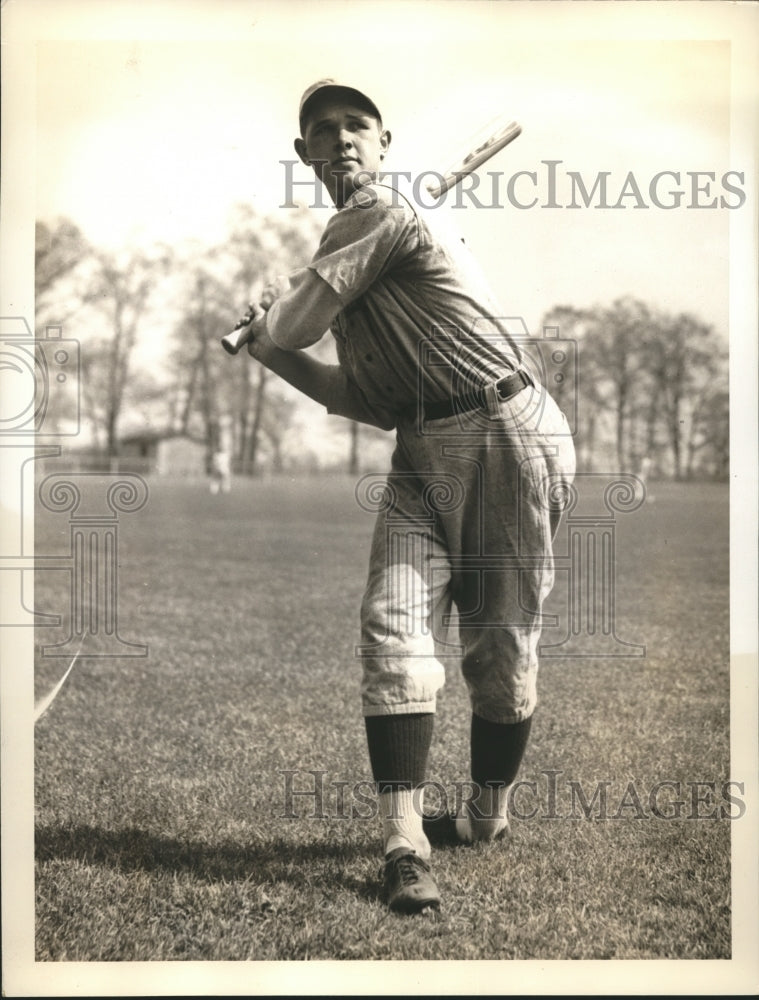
[359,383,576,725]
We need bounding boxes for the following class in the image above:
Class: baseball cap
[298,78,382,134]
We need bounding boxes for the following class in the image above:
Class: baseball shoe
[422,810,461,847]
[383,848,441,914]
[423,809,510,846]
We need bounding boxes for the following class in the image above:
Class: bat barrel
[426,120,522,199]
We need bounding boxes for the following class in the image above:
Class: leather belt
[422,370,534,421]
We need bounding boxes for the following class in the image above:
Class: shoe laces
[390,851,430,886]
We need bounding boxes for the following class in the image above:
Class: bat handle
[220,303,267,355]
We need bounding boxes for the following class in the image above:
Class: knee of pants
[360,569,451,652]
[359,648,446,715]
[359,578,451,714]
[460,628,539,724]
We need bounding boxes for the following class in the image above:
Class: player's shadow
[35,823,383,903]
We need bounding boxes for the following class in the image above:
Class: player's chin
[332,166,375,199]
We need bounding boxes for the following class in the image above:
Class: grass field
[33,473,731,962]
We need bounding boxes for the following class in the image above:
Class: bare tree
[167,266,231,444]
[78,246,169,463]
[586,298,655,472]
[166,203,323,474]
[541,298,727,480]
[686,386,728,480]
[35,220,173,453]
[218,204,322,473]
[539,305,601,470]
[640,311,722,480]
[35,218,91,306]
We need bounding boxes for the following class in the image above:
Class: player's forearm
[251,326,395,431]
[252,327,337,408]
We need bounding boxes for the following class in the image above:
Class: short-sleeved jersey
[308,181,524,425]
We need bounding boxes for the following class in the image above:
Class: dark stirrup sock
[364,712,434,791]
[365,713,435,858]
[453,714,533,840]
[470,713,533,788]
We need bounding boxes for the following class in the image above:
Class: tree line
[35,212,728,480]
[543,300,727,480]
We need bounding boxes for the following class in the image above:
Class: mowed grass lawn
[33,474,731,961]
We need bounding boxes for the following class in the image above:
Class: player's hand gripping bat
[220,116,522,356]
[221,302,267,355]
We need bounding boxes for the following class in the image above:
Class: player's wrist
[246,318,277,362]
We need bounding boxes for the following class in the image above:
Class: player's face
[297,99,391,207]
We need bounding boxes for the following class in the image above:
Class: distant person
[209,448,231,495]
[227,80,575,913]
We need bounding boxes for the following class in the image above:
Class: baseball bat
[426,118,522,199]
[221,115,522,355]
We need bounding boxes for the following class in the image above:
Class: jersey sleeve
[266,268,342,350]
[307,184,420,305]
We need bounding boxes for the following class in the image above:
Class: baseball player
[209,448,231,494]
[235,79,576,914]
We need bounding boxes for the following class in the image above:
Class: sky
[28,4,747,340]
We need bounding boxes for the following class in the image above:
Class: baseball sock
[455,713,532,842]
[364,713,434,860]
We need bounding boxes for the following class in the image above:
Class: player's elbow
[269,325,323,351]
[372,413,396,432]
[267,301,324,350]
[358,409,396,432]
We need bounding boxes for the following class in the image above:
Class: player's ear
[294,137,310,166]
[380,129,391,156]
